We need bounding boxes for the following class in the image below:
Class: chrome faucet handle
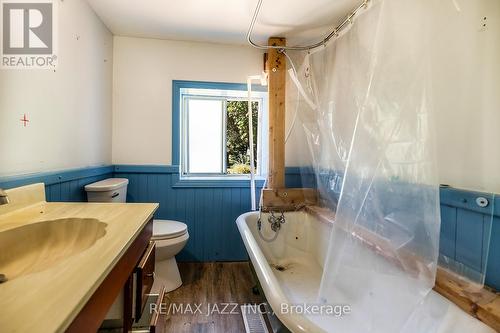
[0,188,9,205]
[279,211,286,224]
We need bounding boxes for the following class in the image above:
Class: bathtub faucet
[268,211,286,232]
[256,210,285,242]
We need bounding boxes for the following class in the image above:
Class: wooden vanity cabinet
[131,286,167,333]
[126,245,167,333]
[66,219,154,333]
[135,241,156,319]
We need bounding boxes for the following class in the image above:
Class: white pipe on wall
[247,73,268,211]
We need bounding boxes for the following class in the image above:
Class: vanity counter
[0,183,158,333]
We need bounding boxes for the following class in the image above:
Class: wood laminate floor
[162,262,263,333]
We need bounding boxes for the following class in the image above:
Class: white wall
[0,0,113,177]
[112,37,263,165]
[285,0,500,193]
[432,0,500,193]
[3,0,493,194]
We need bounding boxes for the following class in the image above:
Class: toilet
[152,220,189,292]
[85,178,189,299]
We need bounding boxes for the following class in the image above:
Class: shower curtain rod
[247,0,370,51]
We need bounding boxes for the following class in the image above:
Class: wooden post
[267,37,286,189]
[263,37,319,211]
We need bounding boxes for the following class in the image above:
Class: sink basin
[0,218,107,282]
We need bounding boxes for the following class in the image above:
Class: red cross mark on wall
[20,114,29,127]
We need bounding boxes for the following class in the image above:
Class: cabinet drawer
[135,241,155,319]
[132,286,166,333]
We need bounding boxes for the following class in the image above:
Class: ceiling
[85,0,360,46]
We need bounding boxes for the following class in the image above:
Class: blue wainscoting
[1,164,499,290]
[285,167,316,188]
[0,166,114,201]
[114,165,266,262]
[440,187,500,290]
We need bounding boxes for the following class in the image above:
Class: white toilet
[152,220,189,292]
[85,178,189,296]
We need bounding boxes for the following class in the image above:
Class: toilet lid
[152,220,187,240]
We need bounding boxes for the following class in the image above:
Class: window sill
[172,175,266,188]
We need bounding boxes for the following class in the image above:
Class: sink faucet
[0,188,9,205]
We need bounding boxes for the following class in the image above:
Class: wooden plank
[434,268,500,332]
[261,188,318,211]
[267,37,286,189]
[163,262,262,332]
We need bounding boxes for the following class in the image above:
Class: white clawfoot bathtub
[236,211,495,333]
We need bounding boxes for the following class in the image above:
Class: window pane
[226,101,259,174]
[187,99,224,173]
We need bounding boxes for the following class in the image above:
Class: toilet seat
[152,220,187,240]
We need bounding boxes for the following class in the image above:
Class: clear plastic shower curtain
[291,0,442,331]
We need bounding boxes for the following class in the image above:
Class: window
[185,98,225,174]
[173,81,268,179]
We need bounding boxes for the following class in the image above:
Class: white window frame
[179,87,268,179]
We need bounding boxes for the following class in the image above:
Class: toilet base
[153,257,182,293]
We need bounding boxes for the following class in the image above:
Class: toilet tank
[84,178,129,203]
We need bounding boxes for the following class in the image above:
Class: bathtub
[236,210,495,333]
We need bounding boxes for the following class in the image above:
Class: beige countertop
[0,183,158,333]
